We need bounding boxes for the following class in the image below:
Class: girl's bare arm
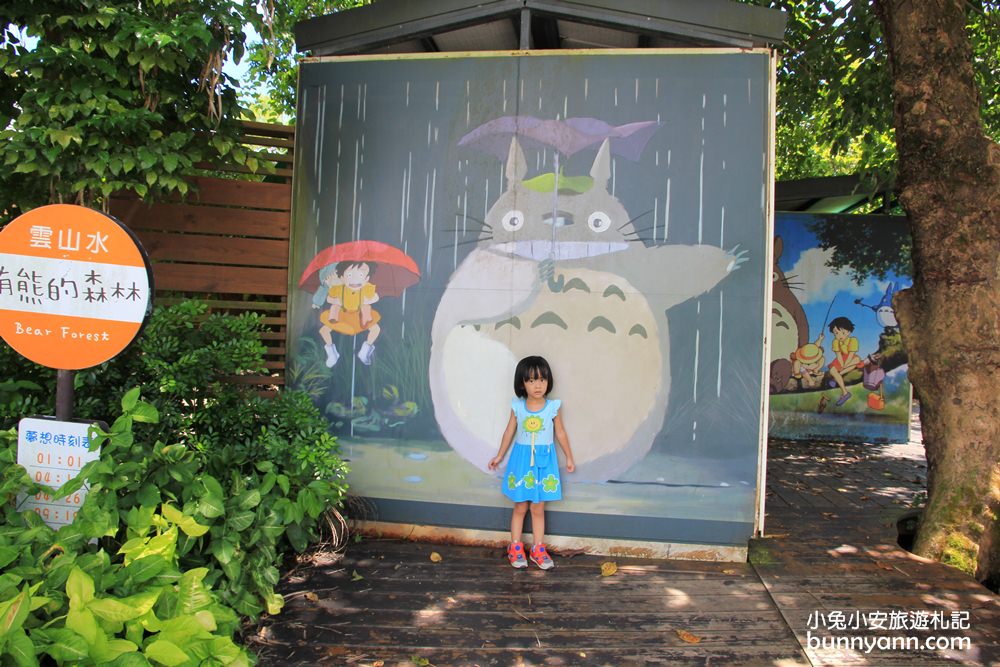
[488,410,517,470]
[553,412,575,472]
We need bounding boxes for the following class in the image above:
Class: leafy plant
[0,299,350,661]
[0,420,253,666]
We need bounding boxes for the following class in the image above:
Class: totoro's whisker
[447,214,491,231]
[455,213,489,228]
[618,209,653,231]
[442,236,492,249]
[442,228,485,234]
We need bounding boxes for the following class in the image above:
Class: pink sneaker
[530,543,554,570]
[507,541,527,568]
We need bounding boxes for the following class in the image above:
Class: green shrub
[0,300,350,662]
[1,418,252,666]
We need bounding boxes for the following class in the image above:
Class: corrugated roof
[296,0,787,56]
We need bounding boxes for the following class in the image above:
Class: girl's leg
[830,366,847,394]
[510,501,529,543]
[529,501,546,545]
[367,323,381,345]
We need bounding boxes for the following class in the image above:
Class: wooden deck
[250,428,1000,666]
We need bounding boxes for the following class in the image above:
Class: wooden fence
[109,121,295,391]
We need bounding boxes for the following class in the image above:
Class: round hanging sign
[0,204,153,369]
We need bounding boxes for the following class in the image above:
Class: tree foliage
[807,214,911,284]
[242,0,369,122]
[748,0,1000,183]
[0,0,274,219]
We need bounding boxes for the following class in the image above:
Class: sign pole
[56,369,74,421]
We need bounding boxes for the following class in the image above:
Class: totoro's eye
[772,271,778,283]
[588,211,612,233]
[502,210,525,232]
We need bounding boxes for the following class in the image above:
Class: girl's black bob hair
[514,356,553,398]
[828,316,855,333]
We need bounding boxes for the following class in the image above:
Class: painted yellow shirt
[329,282,376,311]
[832,337,859,355]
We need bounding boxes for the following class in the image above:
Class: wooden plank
[110,201,289,239]
[237,135,295,149]
[109,178,287,210]
[197,163,294,179]
[138,231,289,268]
[183,176,291,210]
[152,263,288,295]
[240,120,295,138]
[263,622,796,650]
[247,150,295,164]
[276,646,810,667]
[110,178,291,211]
[287,589,779,615]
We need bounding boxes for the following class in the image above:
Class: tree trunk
[874,0,1000,588]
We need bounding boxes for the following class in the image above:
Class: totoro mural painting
[288,51,774,552]
[768,212,913,443]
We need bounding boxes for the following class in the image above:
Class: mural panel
[289,51,773,547]
[768,213,913,443]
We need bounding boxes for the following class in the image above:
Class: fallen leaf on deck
[722,569,738,575]
[676,629,702,643]
[600,561,618,577]
[859,495,870,501]
[351,570,365,581]
[373,662,384,667]
[429,552,442,563]
[305,592,319,602]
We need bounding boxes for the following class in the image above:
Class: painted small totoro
[429,137,747,482]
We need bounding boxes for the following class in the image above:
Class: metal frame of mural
[288,49,776,555]
[768,212,913,443]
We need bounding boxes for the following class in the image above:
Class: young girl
[488,356,575,570]
[827,316,863,406]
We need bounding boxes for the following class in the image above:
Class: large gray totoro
[429,137,747,482]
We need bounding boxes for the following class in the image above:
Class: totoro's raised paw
[726,244,750,272]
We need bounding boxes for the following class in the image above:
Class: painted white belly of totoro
[430,264,666,482]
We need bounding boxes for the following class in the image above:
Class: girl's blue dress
[502,397,563,503]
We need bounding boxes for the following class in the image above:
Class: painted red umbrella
[299,240,420,298]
